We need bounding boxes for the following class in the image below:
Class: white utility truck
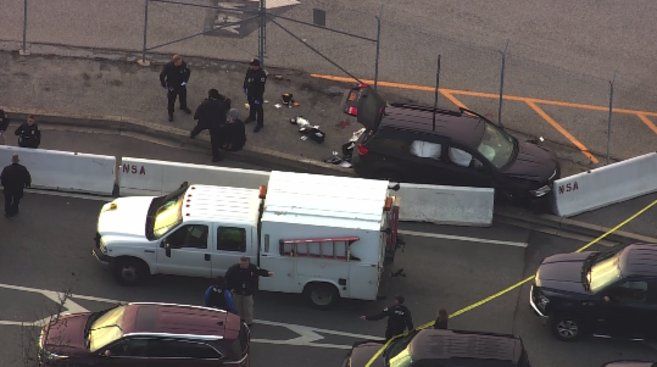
[93,171,400,307]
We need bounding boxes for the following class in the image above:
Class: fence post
[138,0,150,66]
[19,0,30,55]
[605,73,616,164]
[497,40,509,128]
[258,0,266,66]
[374,16,381,89]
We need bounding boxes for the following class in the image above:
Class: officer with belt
[243,58,267,133]
[361,295,414,340]
[159,54,192,122]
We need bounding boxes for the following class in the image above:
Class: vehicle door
[156,223,212,277]
[404,137,451,185]
[598,279,653,339]
[441,143,495,188]
[210,225,251,277]
[99,337,224,367]
[362,131,415,182]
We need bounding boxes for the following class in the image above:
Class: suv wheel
[304,283,339,309]
[551,315,582,341]
[113,258,148,286]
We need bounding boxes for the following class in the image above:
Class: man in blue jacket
[204,277,238,315]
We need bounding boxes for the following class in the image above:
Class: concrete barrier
[552,152,657,217]
[395,183,494,226]
[0,146,116,195]
[119,157,270,196]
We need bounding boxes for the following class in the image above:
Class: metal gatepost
[258,0,266,66]
[19,0,30,55]
[497,40,509,128]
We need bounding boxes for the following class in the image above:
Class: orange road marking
[637,114,657,136]
[310,73,657,118]
[525,101,599,164]
[440,90,468,109]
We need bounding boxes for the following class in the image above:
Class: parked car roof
[408,329,524,364]
[122,303,237,340]
[380,104,486,148]
[619,244,657,278]
[183,185,261,226]
[262,171,389,231]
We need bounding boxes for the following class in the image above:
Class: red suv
[38,302,250,366]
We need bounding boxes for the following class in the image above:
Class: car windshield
[153,191,184,238]
[385,332,416,367]
[477,122,516,168]
[587,253,621,293]
[87,306,126,352]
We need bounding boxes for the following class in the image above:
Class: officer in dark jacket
[159,54,192,122]
[15,115,41,149]
[191,89,229,162]
[225,257,273,325]
[0,108,8,145]
[1,154,31,217]
[361,295,414,340]
[243,58,267,133]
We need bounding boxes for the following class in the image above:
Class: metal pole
[20,0,29,55]
[432,54,441,131]
[374,16,381,89]
[139,0,150,66]
[606,73,616,164]
[258,0,266,66]
[497,40,509,128]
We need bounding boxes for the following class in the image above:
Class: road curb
[2,107,354,177]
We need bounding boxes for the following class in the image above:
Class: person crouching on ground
[204,277,238,315]
[221,108,246,152]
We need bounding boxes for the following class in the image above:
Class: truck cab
[94,183,262,285]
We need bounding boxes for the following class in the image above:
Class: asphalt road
[1,0,657,163]
[0,131,656,366]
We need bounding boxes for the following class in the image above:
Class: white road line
[0,282,378,350]
[398,229,528,247]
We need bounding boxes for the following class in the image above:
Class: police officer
[360,295,414,340]
[1,154,31,217]
[243,58,267,133]
[191,89,229,162]
[225,256,273,326]
[159,54,192,122]
[0,107,8,145]
[15,115,41,149]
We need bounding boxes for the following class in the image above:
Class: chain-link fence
[3,0,657,164]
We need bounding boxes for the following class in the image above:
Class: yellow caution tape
[364,198,657,367]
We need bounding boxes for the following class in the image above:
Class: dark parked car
[38,302,250,366]
[342,328,531,367]
[343,86,560,202]
[530,243,657,341]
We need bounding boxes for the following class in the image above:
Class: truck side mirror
[161,240,172,257]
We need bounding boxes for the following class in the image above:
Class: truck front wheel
[113,258,148,286]
[304,283,339,309]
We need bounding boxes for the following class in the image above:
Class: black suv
[343,86,560,201]
[530,244,657,341]
[342,328,531,367]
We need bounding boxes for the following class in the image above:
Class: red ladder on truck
[279,236,360,261]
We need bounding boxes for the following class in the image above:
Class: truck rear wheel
[304,283,339,309]
[113,258,148,286]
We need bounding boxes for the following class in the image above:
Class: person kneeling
[221,108,246,152]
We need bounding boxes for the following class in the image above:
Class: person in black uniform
[243,58,267,133]
[360,295,414,340]
[221,108,246,152]
[191,89,229,162]
[15,115,41,149]
[1,154,31,217]
[159,54,192,122]
[225,257,273,326]
[0,108,8,145]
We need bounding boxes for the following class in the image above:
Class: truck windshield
[153,192,184,238]
[477,122,516,169]
[587,254,621,293]
[87,306,125,352]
